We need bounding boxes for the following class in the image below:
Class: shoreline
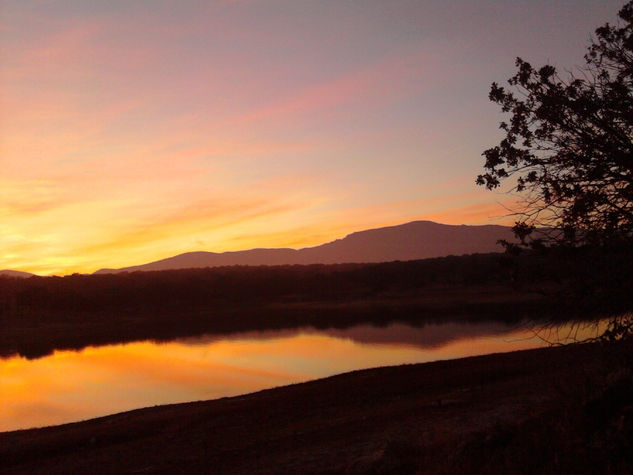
[3,342,627,474]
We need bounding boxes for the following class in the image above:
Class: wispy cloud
[232,53,432,125]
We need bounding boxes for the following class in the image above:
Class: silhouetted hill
[95,221,514,274]
[0,270,34,278]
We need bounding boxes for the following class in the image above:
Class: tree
[477,1,633,247]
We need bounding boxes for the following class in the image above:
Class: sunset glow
[1,1,621,275]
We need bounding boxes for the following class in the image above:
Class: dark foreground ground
[2,342,632,474]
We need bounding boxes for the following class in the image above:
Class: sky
[0,0,625,275]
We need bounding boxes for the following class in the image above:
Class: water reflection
[0,320,603,432]
[178,320,535,349]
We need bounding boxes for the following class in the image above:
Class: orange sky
[0,1,621,275]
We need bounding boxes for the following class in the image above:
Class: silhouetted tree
[478,1,633,247]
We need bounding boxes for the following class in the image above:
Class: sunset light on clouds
[1,0,622,275]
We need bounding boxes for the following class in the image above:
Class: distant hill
[0,270,35,278]
[95,220,515,274]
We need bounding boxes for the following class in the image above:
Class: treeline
[0,253,513,315]
[1,248,632,316]
[2,249,631,359]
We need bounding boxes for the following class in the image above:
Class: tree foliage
[478,1,633,247]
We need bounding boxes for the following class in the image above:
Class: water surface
[0,320,602,432]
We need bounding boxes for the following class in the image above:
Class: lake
[0,319,603,432]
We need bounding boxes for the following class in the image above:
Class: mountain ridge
[95,220,515,274]
[0,269,35,278]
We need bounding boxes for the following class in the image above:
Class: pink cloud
[232,52,433,125]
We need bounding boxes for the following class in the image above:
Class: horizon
[4,218,511,276]
[1,1,622,275]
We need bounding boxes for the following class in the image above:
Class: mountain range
[95,220,515,274]
[0,270,35,278]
